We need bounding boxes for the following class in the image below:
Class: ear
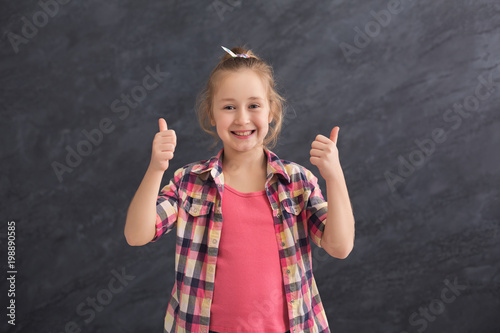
[209,108,216,126]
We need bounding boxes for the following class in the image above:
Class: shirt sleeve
[304,168,328,248]
[150,166,183,242]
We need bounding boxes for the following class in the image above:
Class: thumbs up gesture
[150,118,177,172]
[310,126,343,181]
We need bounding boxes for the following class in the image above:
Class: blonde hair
[195,46,286,150]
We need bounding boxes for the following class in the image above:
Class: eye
[223,105,235,110]
[249,104,260,109]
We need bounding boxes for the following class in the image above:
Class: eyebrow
[218,97,264,102]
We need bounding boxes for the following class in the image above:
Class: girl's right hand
[149,118,177,172]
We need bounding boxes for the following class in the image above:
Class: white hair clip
[221,45,250,58]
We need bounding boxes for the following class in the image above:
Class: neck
[221,146,267,172]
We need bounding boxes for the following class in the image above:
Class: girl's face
[211,69,272,155]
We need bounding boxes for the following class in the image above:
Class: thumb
[159,118,168,132]
[330,126,339,144]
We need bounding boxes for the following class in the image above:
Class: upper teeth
[234,131,252,136]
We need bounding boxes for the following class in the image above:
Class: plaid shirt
[151,147,330,333]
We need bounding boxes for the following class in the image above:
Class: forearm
[321,172,355,259]
[124,165,165,246]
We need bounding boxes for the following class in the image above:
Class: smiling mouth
[231,130,255,136]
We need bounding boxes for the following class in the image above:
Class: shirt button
[291,299,294,303]
[281,242,285,247]
[286,269,290,274]
[212,239,217,244]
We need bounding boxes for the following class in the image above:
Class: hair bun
[221,46,258,61]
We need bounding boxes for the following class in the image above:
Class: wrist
[146,163,166,177]
[325,173,348,190]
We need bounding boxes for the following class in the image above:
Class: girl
[124,46,355,333]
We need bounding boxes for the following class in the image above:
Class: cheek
[259,121,270,135]
[214,118,229,133]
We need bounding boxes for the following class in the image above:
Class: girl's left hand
[310,126,343,182]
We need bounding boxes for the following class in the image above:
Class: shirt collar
[192,147,291,184]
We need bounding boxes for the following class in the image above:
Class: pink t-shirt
[209,184,289,333]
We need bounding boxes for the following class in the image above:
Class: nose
[234,108,250,125]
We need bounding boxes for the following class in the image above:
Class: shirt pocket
[182,196,213,217]
[282,194,305,216]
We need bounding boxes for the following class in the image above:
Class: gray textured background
[1,0,499,332]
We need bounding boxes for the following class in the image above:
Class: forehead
[213,69,269,100]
